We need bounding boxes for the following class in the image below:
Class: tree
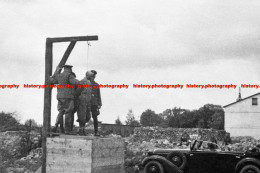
[24,119,38,127]
[125,109,140,127]
[208,112,224,130]
[115,116,123,125]
[24,119,38,131]
[167,107,186,128]
[178,110,196,128]
[140,109,162,126]
[159,109,175,127]
[197,104,224,129]
[0,111,24,132]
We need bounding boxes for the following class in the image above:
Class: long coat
[91,81,102,106]
[76,77,92,123]
[51,70,79,99]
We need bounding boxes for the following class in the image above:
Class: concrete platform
[45,135,125,173]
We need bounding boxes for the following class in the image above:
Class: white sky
[1,0,260,125]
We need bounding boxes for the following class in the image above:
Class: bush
[0,112,25,132]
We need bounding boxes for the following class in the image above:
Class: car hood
[152,148,190,154]
[217,151,244,155]
[152,148,246,155]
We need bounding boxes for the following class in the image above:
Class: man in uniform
[179,130,190,146]
[223,133,231,146]
[75,71,93,135]
[210,133,218,144]
[50,65,79,134]
[90,70,102,136]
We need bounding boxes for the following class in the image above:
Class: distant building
[224,91,260,139]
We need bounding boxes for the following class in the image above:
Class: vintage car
[135,140,260,173]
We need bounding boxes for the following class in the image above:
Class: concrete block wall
[46,135,125,173]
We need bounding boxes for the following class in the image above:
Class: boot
[78,127,85,136]
[93,114,99,136]
[94,123,100,136]
[65,126,72,135]
[52,126,57,133]
[65,131,73,135]
[60,126,65,134]
[78,122,86,136]
[65,113,72,135]
[94,130,100,137]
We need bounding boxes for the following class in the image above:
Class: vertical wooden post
[42,38,53,173]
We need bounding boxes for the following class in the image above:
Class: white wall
[224,94,260,139]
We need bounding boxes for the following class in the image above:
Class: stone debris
[0,131,42,173]
[225,136,260,152]
[124,127,260,173]
[3,148,42,173]
[1,129,260,173]
[133,127,227,143]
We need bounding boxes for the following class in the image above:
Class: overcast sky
[1,0,260,125]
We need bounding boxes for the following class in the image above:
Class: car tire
[144,160,164,173]
[239,165,260,173]
[167,151,187,170]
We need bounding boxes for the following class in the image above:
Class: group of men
[50,65,102,136]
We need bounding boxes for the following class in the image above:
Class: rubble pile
[0,131,42,173]
[124,127,256,173]
[231,136,256,143]
[133,127,227,142]
[4,148,42,173]
[227,136,260,152]
[125,127,203,173]
[124,135,188,172]
[1,129,260,173]
[0,131,29,161]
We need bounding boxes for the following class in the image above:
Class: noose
[87,41,91,70]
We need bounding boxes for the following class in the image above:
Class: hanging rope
[87,41,91,70]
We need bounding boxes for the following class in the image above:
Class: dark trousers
[77,98,91,127]
[56,99,74,133]
[54,111,64,133]
[91,105,100,133]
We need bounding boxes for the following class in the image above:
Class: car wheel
[167,151,187,170]
[239,165,260,173]
[144,160,164,173]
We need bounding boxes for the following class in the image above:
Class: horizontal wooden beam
[47,35,98,43]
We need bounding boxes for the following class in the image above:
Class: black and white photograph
[1,0,260,173]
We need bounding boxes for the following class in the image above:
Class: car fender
[142,155,183,173]
[235,157,260,173]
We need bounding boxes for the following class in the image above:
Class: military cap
[86,71,93,77]
[91,70,97,75]
[63,65,73,69]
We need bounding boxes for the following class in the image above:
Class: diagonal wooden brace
[58,41,76,68]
